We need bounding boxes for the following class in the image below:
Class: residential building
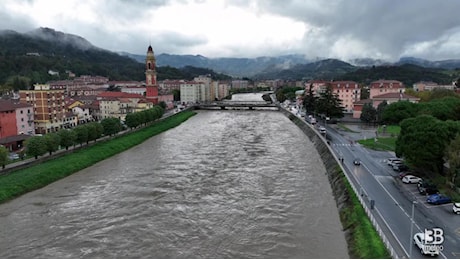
[330,81,360,113]
[19,84,68,134]
[180,82,206,103]
[353,92,420,118]
[0,100,34,150]
[231,80,249,89]
[369,80,405,99]
[413,81,455,91]
[97,92,154,122]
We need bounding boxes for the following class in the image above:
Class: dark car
[417,180,439,195]
[427,194,452,205]
[353,159,361,165]
[392,163,409,172]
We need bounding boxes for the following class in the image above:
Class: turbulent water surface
[0,104,348,258]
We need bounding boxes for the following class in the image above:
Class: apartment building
[180,82,206,103]
[369,80,405,98]
[19,84,69,134]
[329,81,360,113]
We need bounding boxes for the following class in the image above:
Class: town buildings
[0,100,34,151]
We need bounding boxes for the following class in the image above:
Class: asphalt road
[320,121,460,259]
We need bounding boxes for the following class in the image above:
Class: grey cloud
[229,0,460,60]
[0,9,36,32]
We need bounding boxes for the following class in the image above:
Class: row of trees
[302,84,345,119]
[360,89,460,125]
[360,89,460,186]
[0,105,165,167]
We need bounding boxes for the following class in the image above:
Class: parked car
[392,163,409,172]
[353,158,361,165]
[402,175,422,184]
[8,153,19,160]
[413,232,440,256]
[453,203,460,214]
[427,194,452,205]
[417,180,439,195]
[398,172,408,179]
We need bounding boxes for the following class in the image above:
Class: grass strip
[358,137,396,151]
[0,111,196,204]
[339,168,391,258]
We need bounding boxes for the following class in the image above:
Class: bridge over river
[194,101,279,110]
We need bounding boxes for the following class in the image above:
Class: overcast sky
[2,0,460,61]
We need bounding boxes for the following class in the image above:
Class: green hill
[0,28,231,91]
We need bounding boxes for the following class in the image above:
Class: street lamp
[409,200,418,258]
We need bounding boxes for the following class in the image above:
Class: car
[398,172,409,179]
[392,163,409,172]
[427,194,452,205]
[8,153,19,160]
[318,126,326,134]
[417,180,439,195]
[402,175,422,184]
[453,203,460,214]
[413,232,440,256]
[387,157,402,166]
[353,159,361,165]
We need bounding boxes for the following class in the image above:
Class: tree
[316,84,344,119]
[43,133,61,155]
[25,136,47,159]
[172,89,180,101]
[58,129,76,150]
[417,96,460,121]
[101,117,122,136]
[302,84,317,114]
[376,101,388,124]
[86,122,103,143]
[125,113,140,129]
[396,115,453,174]
[159,101,167,110]
[74,125,89,146]
[381,101,418,125]
[360,103,377,125]
[445,134,460,187]
[0,146,8,169]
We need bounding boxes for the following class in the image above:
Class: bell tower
[145,45,159,104]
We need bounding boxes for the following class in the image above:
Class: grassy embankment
[0,111,197,204]
[339,166,391,258]
[358,125,400,151]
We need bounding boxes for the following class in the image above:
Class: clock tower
[145,45,159,104]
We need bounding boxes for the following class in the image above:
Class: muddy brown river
[0,106,348,258]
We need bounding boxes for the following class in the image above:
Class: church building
[145,45,159,104]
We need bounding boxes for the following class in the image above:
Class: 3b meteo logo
[424,228,444,252]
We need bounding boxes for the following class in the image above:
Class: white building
[180,82,206,103]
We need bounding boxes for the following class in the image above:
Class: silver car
[454,203,460,214]
[413,232,440,256]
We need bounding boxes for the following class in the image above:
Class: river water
[0,95,348,258]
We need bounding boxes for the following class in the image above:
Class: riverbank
[280,109,390,258]
[0,111,197,204]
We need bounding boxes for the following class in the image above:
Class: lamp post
[409,200,418,258]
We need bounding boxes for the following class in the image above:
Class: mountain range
[1,27,460,86]
[121,52,460,79]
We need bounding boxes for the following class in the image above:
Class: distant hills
[1,27,459,89]
[123,51,460,79]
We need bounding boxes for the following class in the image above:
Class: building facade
[19,84,68,134]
